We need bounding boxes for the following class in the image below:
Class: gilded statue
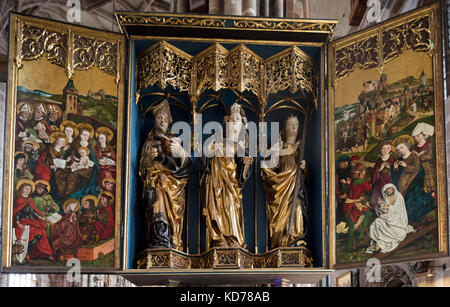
[139,100,192,250]
[262,114,308,249]
[201,103,253,250]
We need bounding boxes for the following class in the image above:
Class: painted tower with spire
[62,79,79,121]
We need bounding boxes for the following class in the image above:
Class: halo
[102,177,116,188]
[81,195,99,208]
[392,135,415,156]
[16,179,35,193]
[96,126,114,143]
[60,121,79,137]
[78,146,90,154]
[98,191,114,203]
[63,198,81,212]
[22,140,38,151]
[16,102,34,115]
[34,180,51,194]
[50,131,69,145]
[77,123,95,139]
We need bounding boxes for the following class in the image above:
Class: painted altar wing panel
[2,13,126,272]
[328,2,448,269]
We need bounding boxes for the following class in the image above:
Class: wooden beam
[0,54,7,83]
[349,0,368,26]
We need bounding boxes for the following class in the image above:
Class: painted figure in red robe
[93,191,115,240]
[13,179,54,262]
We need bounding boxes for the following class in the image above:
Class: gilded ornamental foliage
[334,13,433,82]
[16,19,121,81]
[136,41,318,111]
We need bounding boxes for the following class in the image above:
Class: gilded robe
[140,129,192,250]
[262,142,307,249]
[415,140,436,194]
[396,152,420,196]
[201,142,252,249]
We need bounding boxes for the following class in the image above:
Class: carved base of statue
[136,246,313,269]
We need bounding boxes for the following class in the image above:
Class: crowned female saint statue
[201,103,253,250]
[262,114,308,249]
[139,100,192,251]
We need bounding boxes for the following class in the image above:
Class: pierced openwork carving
[228,44,264,97]
[137,247,312,269]
[136,42,317,111]
[232,20,336,33]
[137,41,192,93]
[16,20,121,81]
[118,15,226,28]
[73,35,118,75]
[334,12,433,81]
[335,35,379,81]
[19,23,67,68]
[383,16,432,64]
[265,46,317,99]
[193,43,229,96]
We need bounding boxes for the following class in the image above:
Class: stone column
[224,0,242,15]
[243,0,257,16]
[261,0,270,16]
[209,0,221,14]
[176,0,189,13]
[273,0,284,17]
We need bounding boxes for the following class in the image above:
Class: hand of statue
[300,160,306,170]
[16,222,24,230]
[243,156,253,165]
[170,141,185,158]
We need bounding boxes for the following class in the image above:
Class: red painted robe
[343,179,371,223]
[33,149,51,182]
[93,205,114,240]
[371,155,397,202]
[95,145,117,186]
[50,211,83,254]
[13,196,53,258]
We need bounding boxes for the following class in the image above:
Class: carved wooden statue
[201,103,253,250]
[139,100,192,251]
[262,115,308,249]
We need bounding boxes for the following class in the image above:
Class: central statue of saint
[139,100,192,251]
[201,103,253,250]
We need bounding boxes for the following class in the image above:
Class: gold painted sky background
[335,49,433,109]
[18,57,118,97]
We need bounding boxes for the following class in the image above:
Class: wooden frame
[328,2,448,269]
[1,13,126,272]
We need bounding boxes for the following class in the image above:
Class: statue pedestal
[136,246,313,269]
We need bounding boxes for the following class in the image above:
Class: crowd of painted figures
[336,123,437,255]
[13,101,117,263]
